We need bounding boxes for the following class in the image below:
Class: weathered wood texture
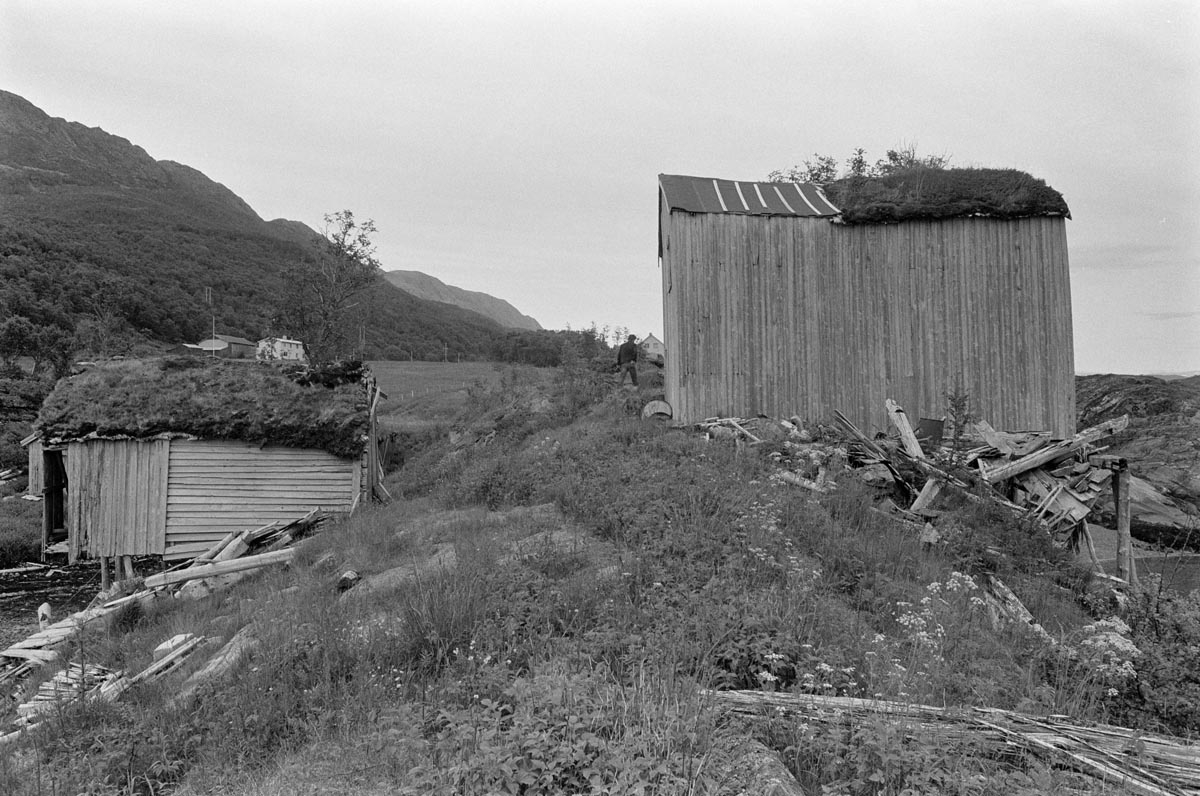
[163,440,355,560]
[67,439,169,560]
[25,439,43,495]
[660,205,1075,436]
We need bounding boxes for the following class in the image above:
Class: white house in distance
[642,333,665,366]
[257,337,307,362]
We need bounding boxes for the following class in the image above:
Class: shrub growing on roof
[822,167,1070,224]
[35,358,369,458]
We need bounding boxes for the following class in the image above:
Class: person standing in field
[616,334,639,387]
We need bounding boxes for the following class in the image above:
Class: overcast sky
[3,0,1197,373]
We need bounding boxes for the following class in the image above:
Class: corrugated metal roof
[659,174,840,217]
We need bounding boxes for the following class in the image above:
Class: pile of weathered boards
[0,510,327,745]
[698,399,1130,544]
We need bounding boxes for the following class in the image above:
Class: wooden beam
[983,416,1129,484]
[143,548,295,589]
[885,398,924,459]
[910,478,942,512]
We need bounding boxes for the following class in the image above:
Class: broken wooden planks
[981,416,1130,485]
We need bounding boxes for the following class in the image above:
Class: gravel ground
[0,561,102,650]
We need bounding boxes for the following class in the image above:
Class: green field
[368,360,539,428]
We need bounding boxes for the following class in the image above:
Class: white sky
[3,0,1198,373]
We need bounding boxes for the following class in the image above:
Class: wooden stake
[100,557,110,591]
[121,556,134,580]
[1113,461,1138,588]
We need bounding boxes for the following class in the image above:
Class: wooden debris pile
[2,633,209,745]
[698,402,1140,578]
[0,511,326,735]
[151,509,326,599]
[970,415,1129,539]
[711,690,1200,796]
[828,400,1129,542]
[15,661,117,723]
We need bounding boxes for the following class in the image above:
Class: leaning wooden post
[100,557,110,591]
[1112,459,1138,588]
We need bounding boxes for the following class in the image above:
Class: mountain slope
[383,270,541,330]
[0,90,504,361]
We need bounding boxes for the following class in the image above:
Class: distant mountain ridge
[383,270,541,330]
[0,89,508,361]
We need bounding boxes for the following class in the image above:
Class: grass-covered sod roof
[822,167,1070,224]
[36,358,369,458]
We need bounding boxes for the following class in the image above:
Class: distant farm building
[195,334,256,359]
[657,169,1075,436]
[257,337,307,362]
[26,359,384,562]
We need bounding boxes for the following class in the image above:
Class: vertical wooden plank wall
[661,212,1075,436]
[66,439,169,562]
[25,440,43,495]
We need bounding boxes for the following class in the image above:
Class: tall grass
[5,350,1200,794]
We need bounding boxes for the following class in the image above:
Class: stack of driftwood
[712,690,1200,796]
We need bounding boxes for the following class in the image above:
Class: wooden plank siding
[25,439,43,496]
[66,439,169,560]
[163,440,356,560]
[660,212,1075,436]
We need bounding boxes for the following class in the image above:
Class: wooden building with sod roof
[657,168,1076,436]
[26,358,384,562]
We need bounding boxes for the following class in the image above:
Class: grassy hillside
[5,358,1200,794]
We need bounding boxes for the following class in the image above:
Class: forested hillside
[0,89,508,366]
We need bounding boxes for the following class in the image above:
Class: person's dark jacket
[617,340,638,365]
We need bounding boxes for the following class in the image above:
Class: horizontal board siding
[67,439,169,560]
[163,440,354,559]
[662,213,1074,436]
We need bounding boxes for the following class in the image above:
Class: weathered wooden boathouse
[26,358,383,561]
[657,168,1076,435]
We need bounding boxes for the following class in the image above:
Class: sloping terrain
[1076,374,1200,534]
[6,364,1200,795]
[383,269,541,330]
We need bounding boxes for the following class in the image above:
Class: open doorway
[42,447,67,559]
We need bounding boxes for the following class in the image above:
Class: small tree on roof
[274,210,381,366]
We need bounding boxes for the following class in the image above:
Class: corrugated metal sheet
[659,174,840,217]
[660,206,1075,437]
[163,440,356,560]
[67,439,169,560]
